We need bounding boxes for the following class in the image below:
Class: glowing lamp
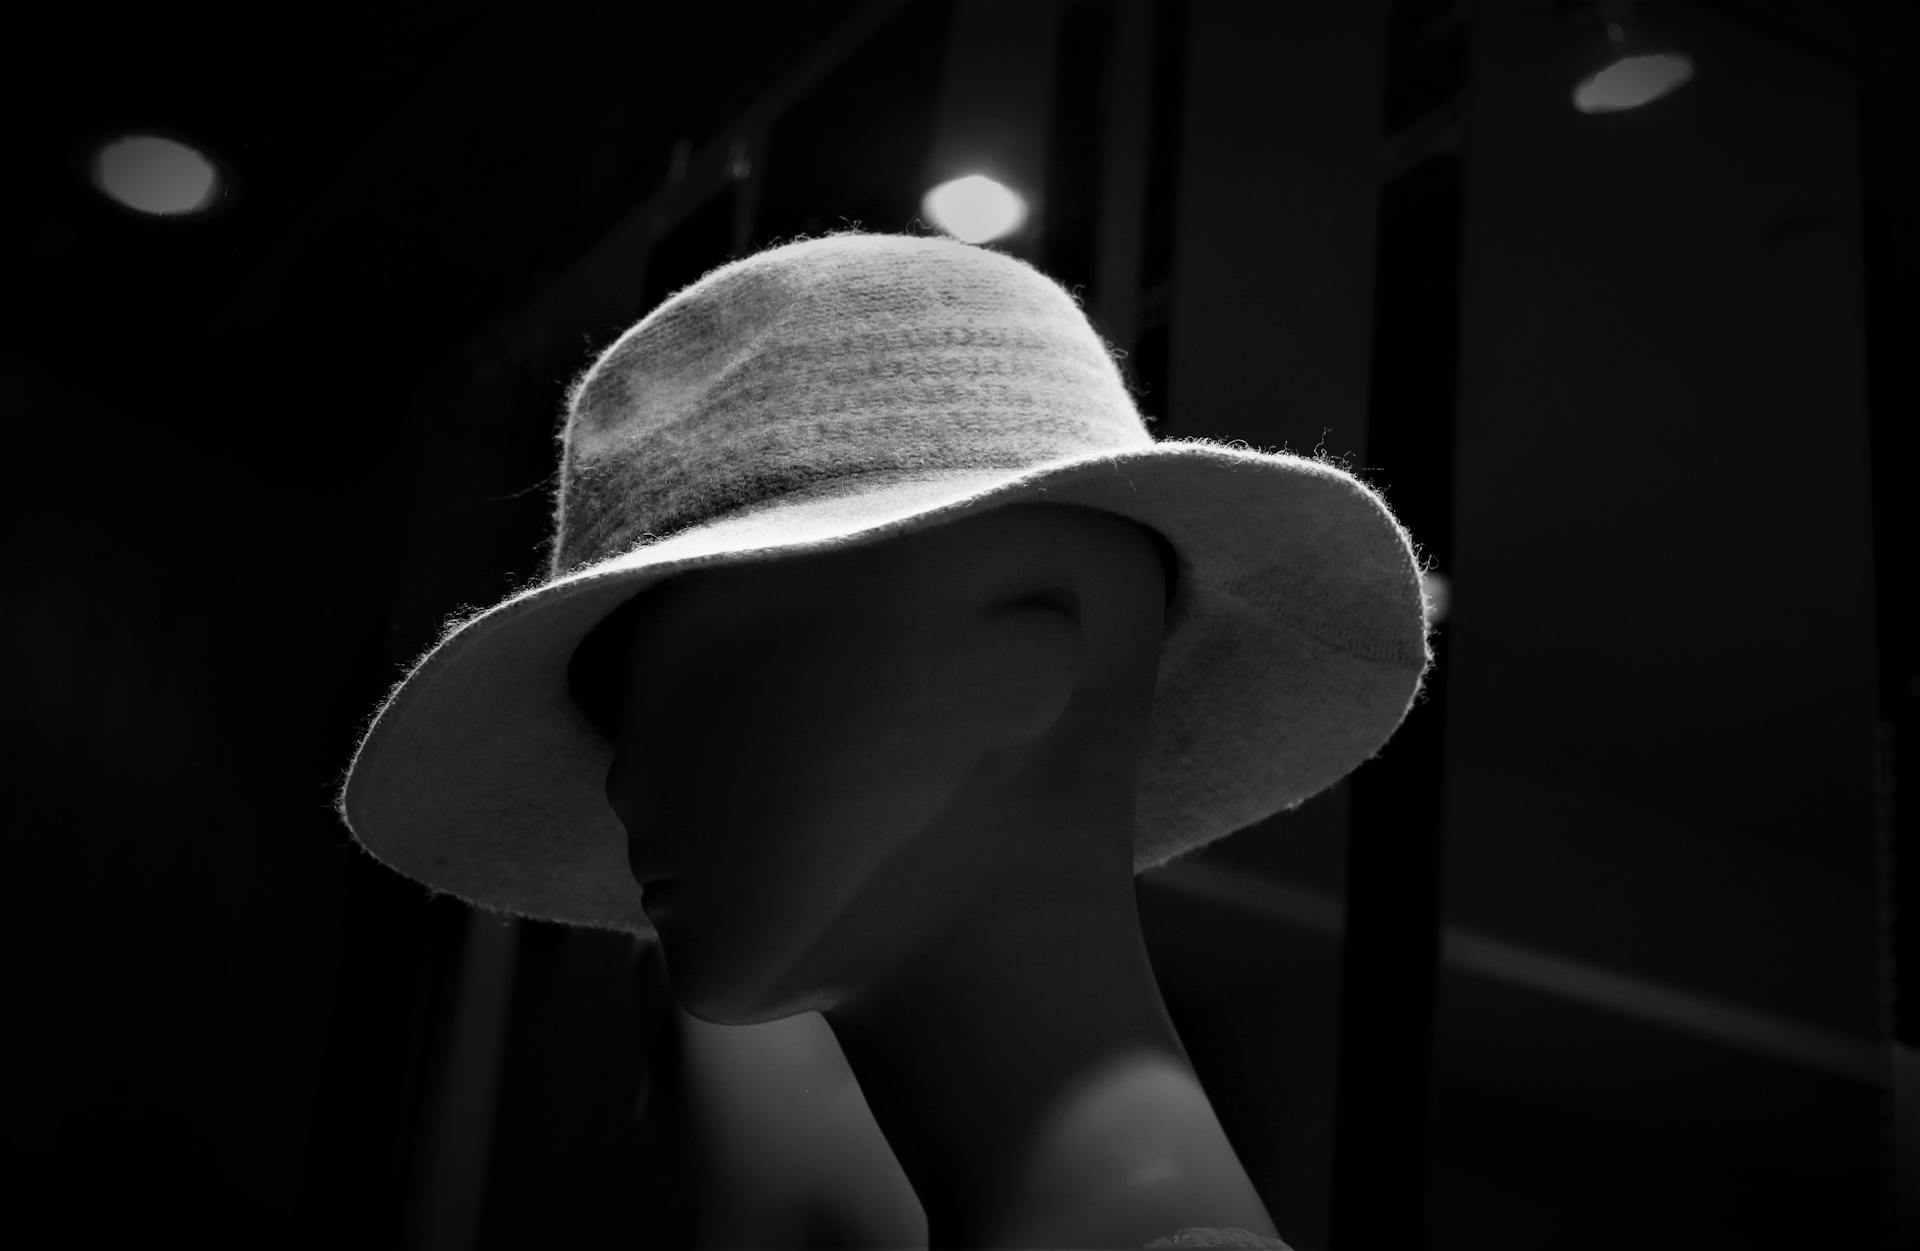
[92,134,222,216]
[1572,17,1695,113]
[922,174,1027,244]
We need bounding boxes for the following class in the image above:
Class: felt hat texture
[335,231,1435,938]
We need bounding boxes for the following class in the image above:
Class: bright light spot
[92,134,221,215]
[1572,51,1695,113]
[922,174,1027,244]
[1421,571,1451,624]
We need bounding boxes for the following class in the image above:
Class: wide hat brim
[335,438,1433,937]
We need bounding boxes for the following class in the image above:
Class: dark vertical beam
[1138,0,1189,300]
[1089,0,1155,361]
[1129,0,1191,429]
[1329,3,1470,1247]
[303,878,473,1247]
[1038,0,1114,304]
[1857,0,1920,1245]
[410,915,520,1251]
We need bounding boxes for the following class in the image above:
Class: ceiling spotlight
[922,174,1028,244]
[91,134,223,216]
[1570,4,1695,113]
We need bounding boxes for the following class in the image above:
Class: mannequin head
[571,501,1176,1026]
[570,503,1284,1248]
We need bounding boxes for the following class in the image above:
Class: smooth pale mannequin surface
[598,501,1279,1249]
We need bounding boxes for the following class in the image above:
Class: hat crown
[549,232,1152,575]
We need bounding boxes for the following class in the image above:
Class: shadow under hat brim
[336,439,1433,937]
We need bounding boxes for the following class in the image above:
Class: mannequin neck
[823,879,1277,1250]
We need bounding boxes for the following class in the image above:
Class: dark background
[9,1,1914,1248]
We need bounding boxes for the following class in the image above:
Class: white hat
[335,231,1435,937]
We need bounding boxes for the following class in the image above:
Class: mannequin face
[594,507,1280,1249]
[597,504,1168,1025]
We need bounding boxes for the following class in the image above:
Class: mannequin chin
[582,501,1279,1249]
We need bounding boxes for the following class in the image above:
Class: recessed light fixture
[91,133,223,216]
[922,174,1028,245]
[1568,2,1695,114]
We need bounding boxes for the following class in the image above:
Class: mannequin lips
[639,879,679,912]
[626,831,674,888]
